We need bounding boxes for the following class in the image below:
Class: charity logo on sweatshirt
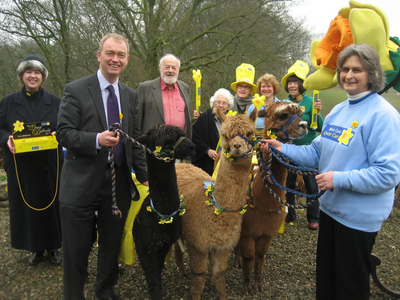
[322,120,358,146]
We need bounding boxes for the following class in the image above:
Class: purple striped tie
[107,85,123,165]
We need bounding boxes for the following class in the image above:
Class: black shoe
[47,249,61,265]
[28,252,43,266]
[285,216,296,223]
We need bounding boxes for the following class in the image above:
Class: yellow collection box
[12,121,58,154]
[13,135,58,154]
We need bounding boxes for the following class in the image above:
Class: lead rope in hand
[109,124,122,219]
[107,123,185,220]
[256,142,325,210]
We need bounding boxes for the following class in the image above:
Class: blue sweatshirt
[282,92,400,232]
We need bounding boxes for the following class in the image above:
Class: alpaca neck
[213,154,252,207]
[146,155,180,214]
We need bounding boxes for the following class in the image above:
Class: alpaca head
[219,110,257,159]
[258,102,308,142]
[137,125,196,161]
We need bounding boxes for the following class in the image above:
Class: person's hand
[259,139,282,152]
[142,181,149,187]
[193,110,201,120]
[98,130,120,147]
[314,99,322,113]
[7,135,16,154]
[207,149,217,159]
[316,171,334,191]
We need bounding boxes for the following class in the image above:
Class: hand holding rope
[107,123,186,219]
[108,123,122,219]
[256,140,325,210]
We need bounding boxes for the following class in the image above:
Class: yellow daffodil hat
[230,63,258,94]
[281,60,310,88]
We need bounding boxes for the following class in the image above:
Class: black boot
[28,251,44,266]
[47,249,61,265]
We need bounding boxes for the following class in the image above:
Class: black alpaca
[134,125,196,300]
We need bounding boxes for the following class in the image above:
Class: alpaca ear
[216,107,227,122]
[136,134,147,146]
[249,108,257,123]
[258,110,268,118]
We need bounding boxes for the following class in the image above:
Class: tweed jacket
[137,77,191,138]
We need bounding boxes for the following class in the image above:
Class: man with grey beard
[137,54,191,138]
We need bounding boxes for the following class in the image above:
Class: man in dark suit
[137,54,192,138]
[57,33,148,300]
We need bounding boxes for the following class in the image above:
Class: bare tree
[0,0,74,95]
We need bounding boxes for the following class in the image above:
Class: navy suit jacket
[57,73,147,206]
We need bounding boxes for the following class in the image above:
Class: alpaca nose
[299,121,307,129]
[233,143,241,149]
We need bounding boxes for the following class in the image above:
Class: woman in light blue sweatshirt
[261,44,400,299]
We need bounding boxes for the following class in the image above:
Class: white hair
[209,88,234,108]
[159,54,181,68]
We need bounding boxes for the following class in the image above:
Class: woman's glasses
[237,84,252,90]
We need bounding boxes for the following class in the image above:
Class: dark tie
[107,85,123,165]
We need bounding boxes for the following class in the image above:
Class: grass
[276,87,400,118]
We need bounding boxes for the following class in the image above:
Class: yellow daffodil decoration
[266,130,277,140]
[351,120,359,128]
[252,93,266,110]
[155,146,162,154]
[147,195,186,224]
[226,110,238,117]
[338,128,354,145]
[203,181,247,215]
[119,113,123,120]
[13,120,24,133]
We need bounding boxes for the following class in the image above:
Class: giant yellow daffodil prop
[304,0,400,92]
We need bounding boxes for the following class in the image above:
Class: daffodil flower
[155,146,162,153]
[338,128,354,145]
[351,120,359,128]
[252,93,266,110]
[119,113,123,120]
[13,120,24,133]
[214,208,223,215]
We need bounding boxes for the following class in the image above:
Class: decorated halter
[223,133,256,162]
[269,114,301,143]
[107,123,187,219]
[152,136,186,162]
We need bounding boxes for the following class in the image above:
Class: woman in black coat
[0,55,63,265]
[191,88,234,176]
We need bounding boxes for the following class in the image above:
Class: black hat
[17,55,48,80]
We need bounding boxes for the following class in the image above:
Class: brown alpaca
[174,111,257,300]
[237,102,308,294]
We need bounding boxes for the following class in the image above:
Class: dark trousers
[286,171,320,222]
[61,165,131,300]
[316,211,377,300]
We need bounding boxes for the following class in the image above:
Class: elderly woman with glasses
[191,88,234,176]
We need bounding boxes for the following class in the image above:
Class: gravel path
[0,199,399,300]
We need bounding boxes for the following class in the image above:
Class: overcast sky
[290,0,400,39]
